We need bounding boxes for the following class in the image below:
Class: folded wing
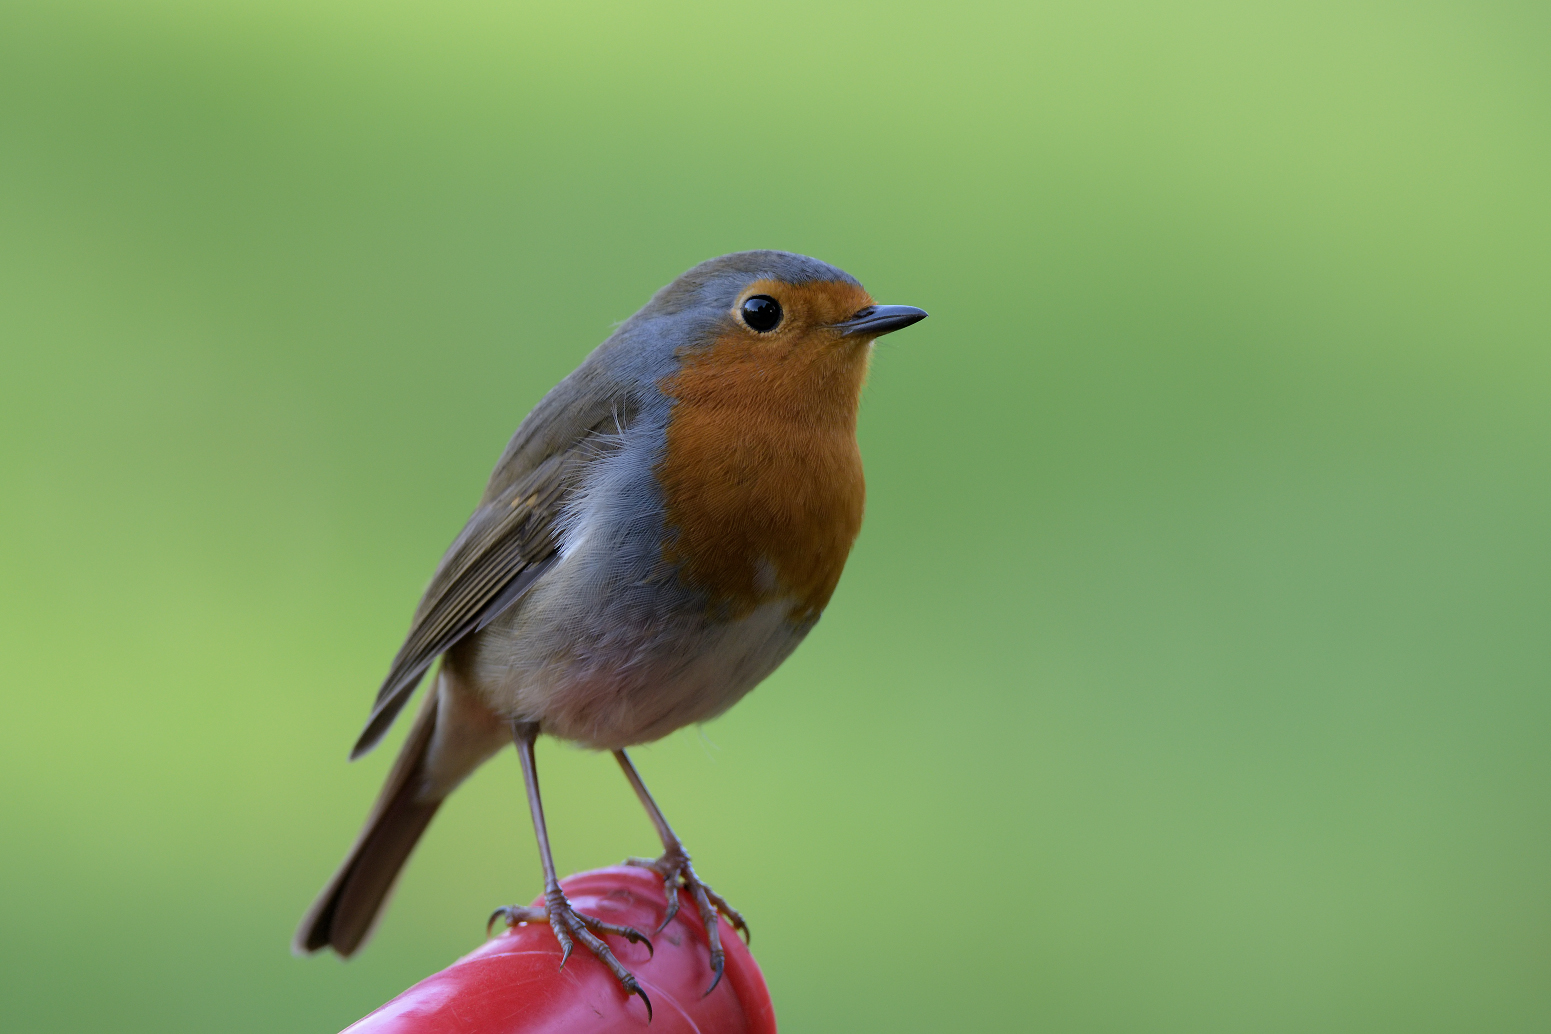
[350,386,636,759]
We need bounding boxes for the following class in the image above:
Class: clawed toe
[698,882,749,945]
[626,847,748,995]
[488,889,653,1015]
[571,908,654,958]
[486,903,547,935]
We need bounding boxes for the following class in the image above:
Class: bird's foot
[488,884,654,1018]
[625,844,748,995]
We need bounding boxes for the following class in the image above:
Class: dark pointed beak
[836,304,929,337]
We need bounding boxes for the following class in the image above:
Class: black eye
[740,295,782,333]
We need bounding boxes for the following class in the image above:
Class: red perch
[344,867,776,1033]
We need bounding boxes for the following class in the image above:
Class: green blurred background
[2,1,1547,1031]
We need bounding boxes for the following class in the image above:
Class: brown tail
[293,683,445,957]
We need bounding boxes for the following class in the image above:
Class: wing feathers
[349,391,635,759]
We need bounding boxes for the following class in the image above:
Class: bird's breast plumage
[657,314,871,623]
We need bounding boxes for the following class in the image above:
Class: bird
[293,250,927,1017]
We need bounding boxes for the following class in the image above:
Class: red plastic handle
[344,867,776,1033]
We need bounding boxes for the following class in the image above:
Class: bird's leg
[614,748,749,996]
[489,722,653,1019]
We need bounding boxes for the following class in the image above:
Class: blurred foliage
[1,2,1547,1031]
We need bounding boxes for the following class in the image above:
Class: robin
[294,250,927,1016]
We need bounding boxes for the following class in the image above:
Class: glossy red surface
[343,867,776,1034]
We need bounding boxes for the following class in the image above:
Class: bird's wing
[350,381,636,759]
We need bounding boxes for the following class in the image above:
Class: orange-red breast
[295,251,927,1015]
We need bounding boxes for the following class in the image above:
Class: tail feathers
[294,685,443,958]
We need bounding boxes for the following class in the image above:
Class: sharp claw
[486,909,505,935]
[703,955,725,997]
[557,938,573,971]
[714,900,751,943]
[659,893,681,930]
[622,926,655,958]
[629,980,653,1021]
[576,914,655,957]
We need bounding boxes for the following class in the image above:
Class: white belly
[452,565,809,750]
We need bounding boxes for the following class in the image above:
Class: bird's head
[640,251,926,425]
